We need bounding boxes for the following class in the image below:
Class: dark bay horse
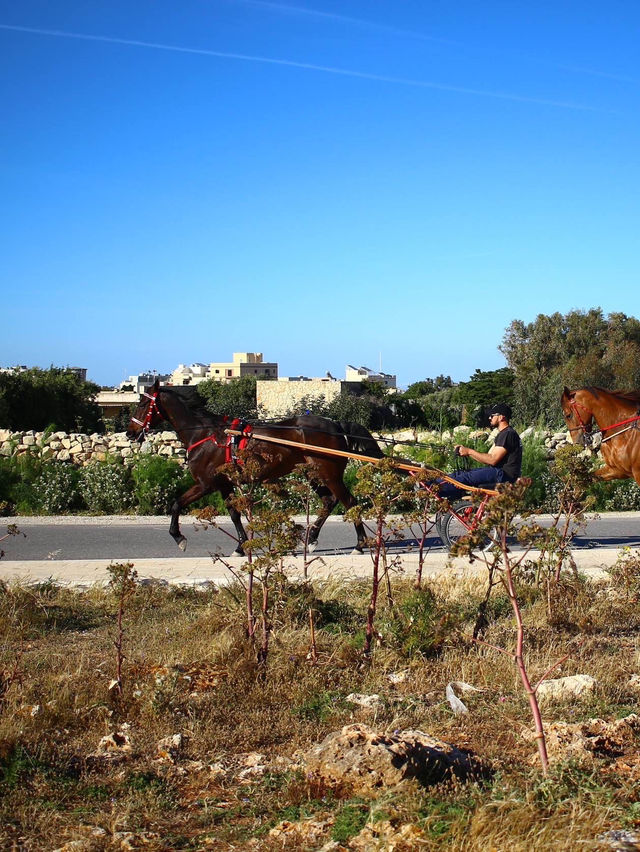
[560,386,640,485]
[126,381,384,554]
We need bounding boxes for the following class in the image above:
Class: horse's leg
[169,482,206,551]
[226,498,248,556]
[335,485,369,554]
[306,482,338,553]
[313,462,368,554]
[213,478,248,556]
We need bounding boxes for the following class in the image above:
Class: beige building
[345,364,396,389]
[257,377,362,418]
[207,352,278,382]
[168,363,209,386]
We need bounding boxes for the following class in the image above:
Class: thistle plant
[106,561,138,700]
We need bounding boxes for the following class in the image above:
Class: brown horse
[560,386,640,484]
[126,381,384,554]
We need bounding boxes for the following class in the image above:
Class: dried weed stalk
[106,560,138,700]
[452,478,584,775]
[346,458,416,657]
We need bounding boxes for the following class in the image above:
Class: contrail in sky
[0,22,598,111]
[238,0,460,45]
[241,0,639,87]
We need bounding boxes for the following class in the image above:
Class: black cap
[487,403,512,420]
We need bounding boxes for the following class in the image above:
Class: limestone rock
[534,714,640,764]
[302,723,487,795]
[346,693,385,712]
[536,674,596,706]
[349,820,425,850]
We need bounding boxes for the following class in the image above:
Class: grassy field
[2,560,640,850]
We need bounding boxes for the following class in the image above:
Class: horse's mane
[580,386,640,404]
[159,385,219,419]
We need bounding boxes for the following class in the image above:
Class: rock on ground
[302,723,488,796]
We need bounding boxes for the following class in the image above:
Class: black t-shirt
[494,425,522,482]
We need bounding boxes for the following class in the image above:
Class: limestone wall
[0,424,573,469]
[257,379,362,417]
[0,429,186,466]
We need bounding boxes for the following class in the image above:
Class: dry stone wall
[0,424,573,468]
[0,429,187,466]
[389,425,572,458]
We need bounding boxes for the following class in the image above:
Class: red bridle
[566,396,640,446]
[130,390,160,436]
[565,398,593,436]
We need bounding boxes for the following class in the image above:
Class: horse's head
[126,379,164,442]
[560,387,595,448]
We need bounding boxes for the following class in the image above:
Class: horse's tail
[339,422,385,459]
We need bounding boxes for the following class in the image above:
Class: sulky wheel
[436,501,493,551]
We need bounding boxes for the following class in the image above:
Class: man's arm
[455,444,507,466]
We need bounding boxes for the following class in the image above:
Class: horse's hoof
[177,537,187,551]
[232,547,245,557]
[351,547,365,556]
[308,540,318,553]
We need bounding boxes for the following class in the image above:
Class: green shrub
[0,457,22,514]
[35,462,81,514]
[131,455,188,515]
[331,801,369,843]
[79,460,134,514]
[521,436,553,509]
[589,479,640,511]
[381,588,448,657]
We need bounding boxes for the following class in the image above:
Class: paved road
[1,513,639,586]
[2,512,640,561]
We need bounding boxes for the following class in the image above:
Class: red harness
[568,399,640,442]
[187,416,253,463]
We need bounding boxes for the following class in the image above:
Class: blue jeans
[436,466,506,500]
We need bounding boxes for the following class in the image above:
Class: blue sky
[1,1,639,388]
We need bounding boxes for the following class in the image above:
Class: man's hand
[454,444,470,457]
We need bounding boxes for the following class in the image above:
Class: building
[257,376,361,417]
[168,363,209,386]
[95,390,141,422]
[1,365,87,381]
[98,371,168,422]
[206,352,278,382]
[345,365,396,389]
[118,372,170,394]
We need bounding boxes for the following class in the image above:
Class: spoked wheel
[436,501,494,551]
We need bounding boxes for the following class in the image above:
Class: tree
[500,309,640,425]
[404,375,453,399]
[196,376,258,420]
[0,368,103,433]
[325,391,394,430]
[457,368,515,424]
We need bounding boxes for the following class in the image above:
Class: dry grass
[1,570,640,850]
